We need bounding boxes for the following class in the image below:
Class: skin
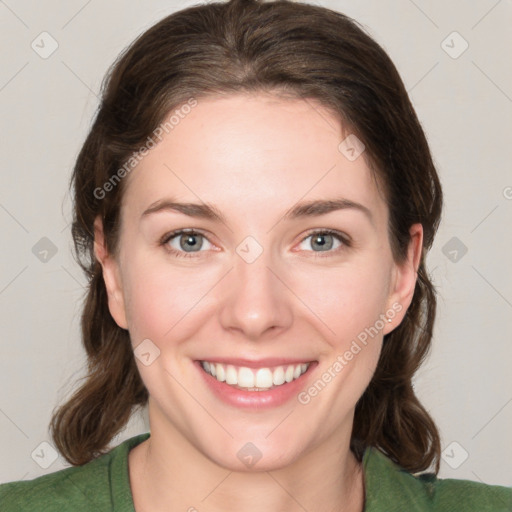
[94,92,422,512]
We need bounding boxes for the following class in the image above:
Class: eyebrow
[141,197,373,225]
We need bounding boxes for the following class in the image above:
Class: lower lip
[195,360,317,409]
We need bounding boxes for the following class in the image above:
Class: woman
[1,0,510,510]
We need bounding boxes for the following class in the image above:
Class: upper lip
[197,357,316,369]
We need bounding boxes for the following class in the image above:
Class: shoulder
[0,463,104,512]
[433,477,512,511]
[363,446,512,511]
[0,433,150,512]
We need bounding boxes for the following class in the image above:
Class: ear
[93,216,128,329]
[382,223,423,335]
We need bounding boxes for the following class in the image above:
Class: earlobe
[93,216,128,330]
[384,223,423,334]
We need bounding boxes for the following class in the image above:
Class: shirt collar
[362,446,434,511]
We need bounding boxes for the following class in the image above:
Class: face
[95,92,421,471]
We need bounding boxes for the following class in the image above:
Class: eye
[160,228,351,259]
[297,229,350,256]
[160,229,214,258]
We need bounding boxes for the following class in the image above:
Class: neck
[129,409,365,512]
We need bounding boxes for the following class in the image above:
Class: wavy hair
[50,0,443,472]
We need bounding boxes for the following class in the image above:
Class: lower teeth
[232,385,276,392]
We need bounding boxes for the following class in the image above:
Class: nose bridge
[218,236,292,339]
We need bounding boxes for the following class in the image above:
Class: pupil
[180,234,201,251]
[313,234,332,251]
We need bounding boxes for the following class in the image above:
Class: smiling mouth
[198,360,313,391]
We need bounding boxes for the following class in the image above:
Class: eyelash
[159,228,351,259]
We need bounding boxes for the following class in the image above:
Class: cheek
[289,258,391,346]
[298,264,388,412]
[121,253,219,345]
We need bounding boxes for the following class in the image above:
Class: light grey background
[1,0,511,487]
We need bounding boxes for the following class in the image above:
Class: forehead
[121,93,387,225]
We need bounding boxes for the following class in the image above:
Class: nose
[218,246,293,341]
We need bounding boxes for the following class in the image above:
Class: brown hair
[50,0,443,473]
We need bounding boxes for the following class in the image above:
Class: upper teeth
[201,361,310,390]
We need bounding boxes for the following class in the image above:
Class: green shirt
[1,432,510,511]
